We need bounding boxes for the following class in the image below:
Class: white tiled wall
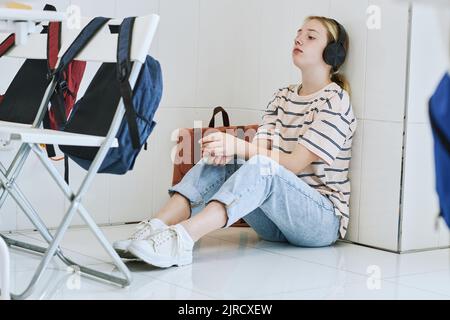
[358,120,404,251]
[331,0,368,120]
[365,0,409,122]
[401,122,442,250]
[3,0,446,253]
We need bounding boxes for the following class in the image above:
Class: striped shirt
[253,82,357,239]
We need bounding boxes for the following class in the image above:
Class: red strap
[0,34,15,58]
[0,95,4,105]
[47,21,61,71]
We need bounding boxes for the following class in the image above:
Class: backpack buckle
[118,64,129,83]
[57,80,68,93]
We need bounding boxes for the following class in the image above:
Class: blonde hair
[305,16,351,95]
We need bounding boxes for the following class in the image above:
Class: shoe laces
[129,220,154,240]
[150,226,181,254]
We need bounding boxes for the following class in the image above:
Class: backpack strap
[42,4,61,158]
[51,17,111,128]
[208,106,230,128]
[42,4,64,129]
[116,17,140,150]
[0,34,15,58]
[55,17,111,76]
[44,4,61,72]
[0,33,12,102]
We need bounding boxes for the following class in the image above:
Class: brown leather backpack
[171,107,260,227]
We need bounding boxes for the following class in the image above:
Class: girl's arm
[240,140,319,175]
[201,133,319,175]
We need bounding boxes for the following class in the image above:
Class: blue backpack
[54,17,163,175]
[429,72,450,229]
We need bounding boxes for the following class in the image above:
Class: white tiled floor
[3,225,450,300]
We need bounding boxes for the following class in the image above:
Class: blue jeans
[168,155,340,247]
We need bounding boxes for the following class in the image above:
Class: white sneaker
[113,218,168,259]
[128,224,194,268]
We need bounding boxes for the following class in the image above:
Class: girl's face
[292,19,330,71]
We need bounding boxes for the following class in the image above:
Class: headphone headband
[331,19,346,46]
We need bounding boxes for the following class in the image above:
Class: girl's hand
[199,132,240,158]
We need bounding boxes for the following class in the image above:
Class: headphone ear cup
[323,42,346,69]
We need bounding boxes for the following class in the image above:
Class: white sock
[175,224,195,245]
